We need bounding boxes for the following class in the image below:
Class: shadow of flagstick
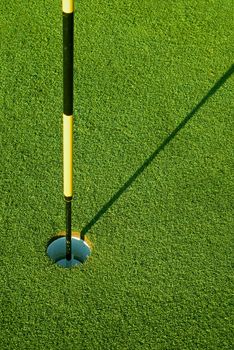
[81,64,234,238]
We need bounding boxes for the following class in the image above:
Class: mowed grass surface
[0,0,233,349]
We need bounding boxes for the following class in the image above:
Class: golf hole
[47,233,91,268]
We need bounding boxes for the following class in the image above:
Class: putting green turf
[0,0,233,349]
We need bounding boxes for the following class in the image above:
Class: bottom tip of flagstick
[46,232,92,268]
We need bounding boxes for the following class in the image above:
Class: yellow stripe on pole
[63,114,73,197]
[62,0,74,13]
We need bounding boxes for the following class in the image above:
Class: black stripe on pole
[63,12,74,116]
[66,200,72,260]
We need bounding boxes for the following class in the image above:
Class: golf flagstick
[46,0,91,267]
[63,0,74,261]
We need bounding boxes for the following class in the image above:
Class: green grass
[0,0,233,349]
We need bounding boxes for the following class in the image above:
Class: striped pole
[63,0,74,261]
